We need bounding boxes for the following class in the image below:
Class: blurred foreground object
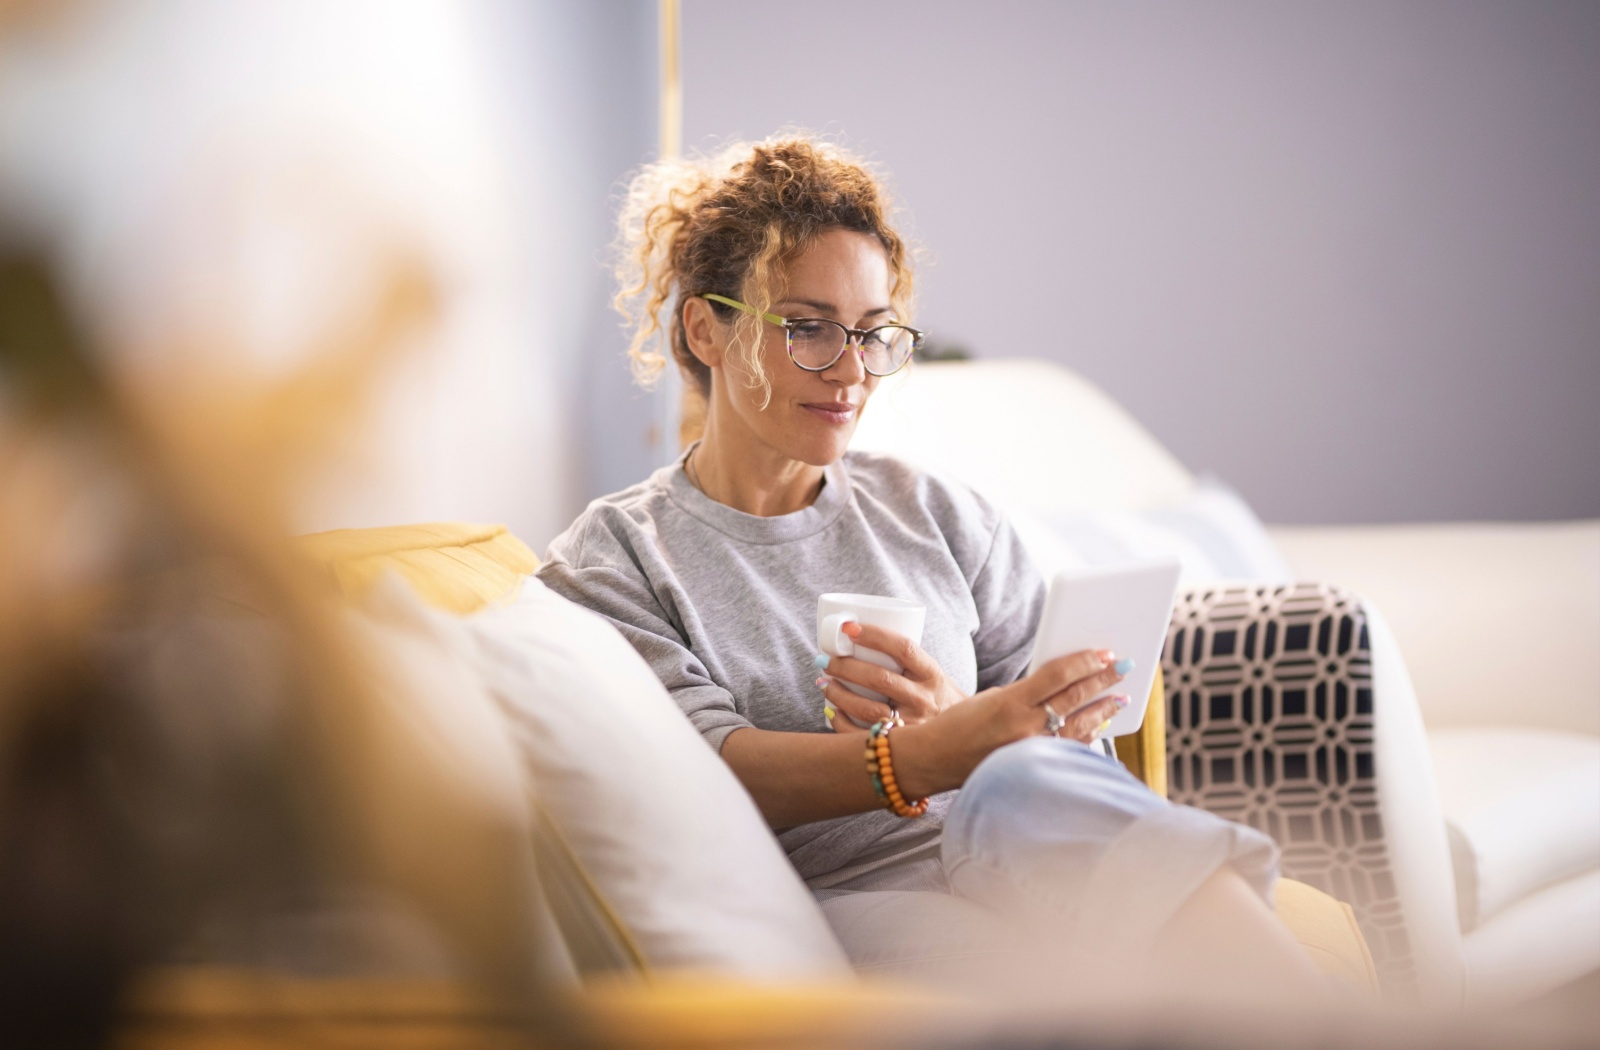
[0,246,570,1046]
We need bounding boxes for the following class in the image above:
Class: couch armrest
[1162,583,1462,1004]
[1267,521,1600,736]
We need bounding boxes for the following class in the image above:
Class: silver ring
[1041,703,1066,737]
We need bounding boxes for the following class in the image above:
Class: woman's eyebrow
[779,298,894,318]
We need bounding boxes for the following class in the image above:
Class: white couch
[1271,521,1600,1005]
[850,358,1600,1008]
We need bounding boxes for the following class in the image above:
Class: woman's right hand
[890,649,1131,800]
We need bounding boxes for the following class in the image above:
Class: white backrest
[851,360,1194,515]
[1270,520,1600,735]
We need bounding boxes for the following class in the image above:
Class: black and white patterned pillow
[1162,582,1415,999]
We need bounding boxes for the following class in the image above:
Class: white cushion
[1462,868,1600,1006]
[1429,727,1600,931]
[819,891,1021,993]
[851,360,1293,587]
[466,577,852,979]
[345,577,578,984]
[1010,478,1293,588]
[851,360,1195,515]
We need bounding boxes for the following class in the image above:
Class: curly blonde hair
[614,136,914,407]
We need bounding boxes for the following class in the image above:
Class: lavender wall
[681,0,1600,524]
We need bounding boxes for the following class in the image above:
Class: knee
[960,737,1162,826]
[964,736,1115,799]
[942,736,1165,884]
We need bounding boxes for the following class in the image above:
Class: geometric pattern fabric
[1162,583,1414,999]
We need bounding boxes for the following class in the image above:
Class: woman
[538,137,1326,1000]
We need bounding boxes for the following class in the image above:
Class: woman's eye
[790,321,832,342]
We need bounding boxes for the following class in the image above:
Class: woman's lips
[801,402,857,425]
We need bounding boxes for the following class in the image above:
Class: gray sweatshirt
[537,449,1045,886]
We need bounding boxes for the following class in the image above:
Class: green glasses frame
[701,293,924,377]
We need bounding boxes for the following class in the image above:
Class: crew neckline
[666,444,853,544]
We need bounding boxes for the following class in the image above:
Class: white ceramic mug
[816,593,926,714]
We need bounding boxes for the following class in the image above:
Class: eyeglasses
[702,293,924,377]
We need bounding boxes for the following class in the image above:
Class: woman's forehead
[776,230,891,313]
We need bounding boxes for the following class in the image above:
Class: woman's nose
[824,339,868,384]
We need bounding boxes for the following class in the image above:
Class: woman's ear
[680,296,724,369]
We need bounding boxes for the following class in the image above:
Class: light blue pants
[943,736,1279,950]
[819,737,1280,978]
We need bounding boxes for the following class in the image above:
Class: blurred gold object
[117,968,933,1050]
[657,0,681,164]
[1113,668,1169,799]
[0,247,570,1044]
[654,0,702,450]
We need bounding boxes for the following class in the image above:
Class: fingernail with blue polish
[1114,657,1135,675]
[814,653,830,671]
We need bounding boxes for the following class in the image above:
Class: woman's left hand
[819,622,966,731]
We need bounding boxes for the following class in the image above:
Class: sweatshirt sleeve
[969,512,1047,691]
[535,510,755,752]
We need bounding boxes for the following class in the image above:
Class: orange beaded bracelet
[865,715,928,819]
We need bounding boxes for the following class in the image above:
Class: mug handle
[820,612,857,659]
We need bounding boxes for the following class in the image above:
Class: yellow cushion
[296,522,538,613]
[1274,878,1379,993]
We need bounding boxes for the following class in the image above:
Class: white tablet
[1027,559,1182,739]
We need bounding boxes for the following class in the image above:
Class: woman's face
[712,228,895,468]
